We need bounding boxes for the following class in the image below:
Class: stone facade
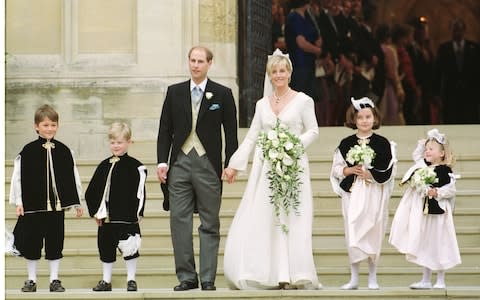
[5,0,237,160]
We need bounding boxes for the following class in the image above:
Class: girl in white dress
[389,129,461,289]
[330,97,397,290]
[222,50,320,290]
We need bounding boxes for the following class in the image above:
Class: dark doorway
[237,0,272,127]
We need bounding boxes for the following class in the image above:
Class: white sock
[422,267,432,283]
[125,258,137,282]
[102,262,114,283]
[436,270,445,286]
[26,259,38,282]
[49,259,60,282]
[368,258,377,285]
[349,262,360,285]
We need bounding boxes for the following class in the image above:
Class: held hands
[222,167,237,184]
[343,165,373,180]
[427,187,438,198]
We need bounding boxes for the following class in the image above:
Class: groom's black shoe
[174,281,198,291]
[201,282,216,291]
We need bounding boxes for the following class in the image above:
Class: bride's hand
[222,168,237,184]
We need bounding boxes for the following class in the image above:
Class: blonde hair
[108,122,132,141]
[425,138,456,167]
[266,55,293,78]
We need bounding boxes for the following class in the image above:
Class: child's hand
[75,206,84,217]
[95,218,103,227]
[16,205,24,217]
[222,167,237,184]
[344,165,363,176]
[427,187,438,198]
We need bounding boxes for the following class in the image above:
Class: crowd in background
[272,0,480,126]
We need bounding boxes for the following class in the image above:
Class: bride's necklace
[273,88,290,104]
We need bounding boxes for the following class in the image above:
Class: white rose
[284,141,294,151]
[272,139,280,148]
[267,130,277,140]
[282,155,293,166]
[205,92,213,100]
[268,149,279,160]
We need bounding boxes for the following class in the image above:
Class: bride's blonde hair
[266,55,293,78]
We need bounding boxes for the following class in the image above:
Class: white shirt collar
[190,78,208,92]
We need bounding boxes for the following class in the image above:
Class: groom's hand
[222,168,237,184]
[157,165,168,184]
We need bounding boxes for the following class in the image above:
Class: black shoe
[127,280,137,291]
[201,282,216,291]
[174,281,198,291]
[21,280,37,292]
[49,279,65,292]
[92,280,112,291]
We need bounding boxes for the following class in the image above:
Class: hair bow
[427,128,446,144]
[351,97,375,111]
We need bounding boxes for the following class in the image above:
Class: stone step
[5,154,480,182]
[4,287,480,300]
[5,206,480,232]
[5,266,480,290]
[4,224,477,250]
[6,247,480,271]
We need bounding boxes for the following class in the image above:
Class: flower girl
[389,129,461,289]
[330,97,397,290]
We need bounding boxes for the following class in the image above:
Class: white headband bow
[351,97,375,111]
[427,128,446,144]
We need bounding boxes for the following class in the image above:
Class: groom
[156,46,238,291]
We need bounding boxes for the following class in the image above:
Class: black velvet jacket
[338,133,393,192]
[20,137,80,212]
[85,154,146,222]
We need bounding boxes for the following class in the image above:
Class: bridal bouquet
[258,119,305,233]
[345,142,376,168]
[409,166,438,194]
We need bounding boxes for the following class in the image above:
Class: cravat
[192,86,202,110]
[43,141,61,211]
[95,156,120,221]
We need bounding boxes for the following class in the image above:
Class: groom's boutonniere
[205,92,213,100]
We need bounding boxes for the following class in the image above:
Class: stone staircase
[5,125,480,299]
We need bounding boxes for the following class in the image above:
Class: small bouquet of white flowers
[258,119,305,233]
[345,142,376,168]
[409,166,438,194]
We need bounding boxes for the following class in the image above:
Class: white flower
[346,143,376,168]
[268,149,279,160]
[284,141,294,151]
[267,130,277,140]
[409,166,438,194]
[258,118,305,234]
[205,92,213,100]
[282,154,293,166]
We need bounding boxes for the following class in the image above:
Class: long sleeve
[136,165,147,217]
[9,155,22,206]
[299,96,319,149]
[330,149,347,196]
[228,101,263,172]
[72,150,83,204]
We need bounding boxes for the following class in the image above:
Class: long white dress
[223,92,320,290]
[330,134,397,264]
[389,140,461,271]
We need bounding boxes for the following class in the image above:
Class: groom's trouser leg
[191,152,221,284]
[169,152,197,283]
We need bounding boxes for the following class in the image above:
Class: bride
[222,49,321,290]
